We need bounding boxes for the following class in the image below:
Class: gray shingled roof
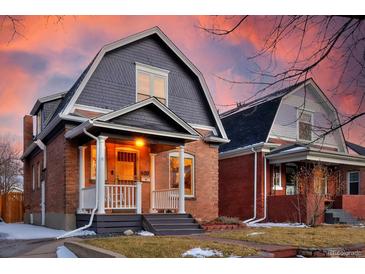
[219,80,308,153]
[346,141,365,156]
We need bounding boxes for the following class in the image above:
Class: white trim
[265,99,283,143]
[272,164,282,190]
[219,142,280,160]
[189,123,217,135]
[72,104,113,114]
[169,151,195,198]
[96,97,199,136]
[61,27,227,140]
[347,170,360,195]
[135,62,169,106]
[296,109,314,142]
[267,135,340,150]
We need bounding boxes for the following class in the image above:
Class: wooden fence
[0,192,24,223]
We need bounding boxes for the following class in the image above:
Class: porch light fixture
[135,138,145,147]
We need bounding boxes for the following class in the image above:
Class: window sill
[272,186,283,191]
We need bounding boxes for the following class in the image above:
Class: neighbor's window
[136,63,168,104]
[298,110,313,141]
[272,164,282,190]
[285,164,297,195]
[90,145,97,180]
[36,110,42,135]
[37,162,41,188]
[32,165,35,191]
[314,176,328,195]
[169,152,194,197]
[348,171,360,195]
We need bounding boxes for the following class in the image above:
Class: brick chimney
[23,115,33,152]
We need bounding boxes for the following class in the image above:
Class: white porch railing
[152,188,179,210]
[81,186,96,210]
[105,184,137,210]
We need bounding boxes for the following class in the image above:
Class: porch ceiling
[266,146,365,166]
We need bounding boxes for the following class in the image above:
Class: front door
[115,149,138,184]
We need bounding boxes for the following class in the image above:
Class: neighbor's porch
[266,146,365,223]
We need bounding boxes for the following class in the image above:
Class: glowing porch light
[135,138,145,147]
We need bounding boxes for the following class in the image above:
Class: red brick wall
[267,195,307,223]
[338,195,365,220]
[155,140,219,222]
[219,153,255,220]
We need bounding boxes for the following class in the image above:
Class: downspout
[57,127,99,239]
[243,148,258,223]
[249,153,267,224]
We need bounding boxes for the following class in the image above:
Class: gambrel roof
[220,78,347,153]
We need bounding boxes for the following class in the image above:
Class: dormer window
[298,110,313,141]
[136,62,168,105]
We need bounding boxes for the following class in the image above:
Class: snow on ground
[137,230,154,236]
[246,222,307,228]
[56,246,78,258]
[182,247,223,258]
[246,232,265,236]
[0,223,95,240]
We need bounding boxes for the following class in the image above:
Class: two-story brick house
[22,27,229,235]
[219,79,365,225]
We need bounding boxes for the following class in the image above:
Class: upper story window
[298,110,313,141]
[136,62,168,105]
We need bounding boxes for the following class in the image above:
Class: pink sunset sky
[0,15,364,145]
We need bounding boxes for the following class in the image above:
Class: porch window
[298,110,313,141]
[90,145,97,180]
[169,152,194,197]
[285,164,297,195]
[272,164,282,190]
[136,63,168,105]
[314,176,328,195]
[348,171,360,195]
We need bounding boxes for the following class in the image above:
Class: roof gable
[220,97,282,152]
[60,26,227,140]
[96,97,199,136]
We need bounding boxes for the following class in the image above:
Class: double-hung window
[272,164,282,190]
[169,152,195,197]
[136,63,168,105]
[348,171,360,195]
[298,110,313,141]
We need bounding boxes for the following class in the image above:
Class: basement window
[136,63,168,105]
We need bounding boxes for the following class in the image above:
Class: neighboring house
[219,79,365,224]
[22,27,229,234]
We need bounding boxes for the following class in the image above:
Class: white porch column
[136,181,142,214]
[77,146,86,213]
[149,153,157,213]
[97,136,108,214]
[178,145,185,214]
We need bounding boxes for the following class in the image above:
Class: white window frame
[168,151,195,198]
[272,164,282,190]
[135,62,169,105]
[297,109,314,142]
[347,171,360,195]
[36,110,42,135]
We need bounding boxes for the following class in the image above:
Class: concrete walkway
[0,238,75,258]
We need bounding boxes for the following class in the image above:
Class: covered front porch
[66,98,202,217]
[265,145,365,224]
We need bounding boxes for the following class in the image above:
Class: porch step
[325,209,361,225]
[142,214,204,236]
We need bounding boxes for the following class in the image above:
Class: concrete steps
[142,214,204,236]
[325,209,361,225]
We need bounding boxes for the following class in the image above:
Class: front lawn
[209,225,365,248]
[84,236,257,258]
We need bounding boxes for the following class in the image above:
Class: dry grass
[209,225,365,248]
[84,236,257,258]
